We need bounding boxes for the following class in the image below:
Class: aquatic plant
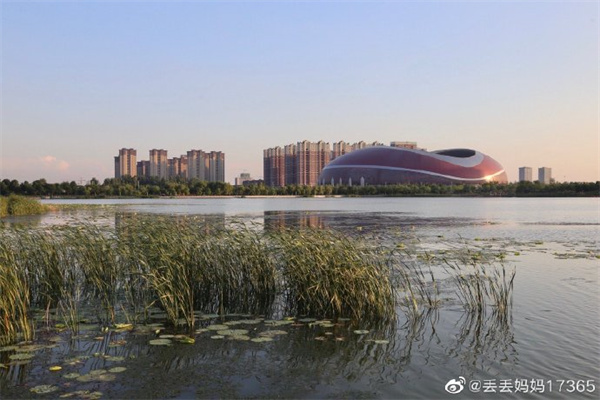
[0,252,33,345]
[275,228,396,321]
[0,195,47,218]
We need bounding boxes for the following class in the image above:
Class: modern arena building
[318,147,507,186]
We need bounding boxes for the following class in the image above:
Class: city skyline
[1,2,598,184]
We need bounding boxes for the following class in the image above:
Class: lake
[1,197,598,399]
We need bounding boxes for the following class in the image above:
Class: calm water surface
[1,197,598,399]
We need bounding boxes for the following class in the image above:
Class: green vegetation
[0,218,515,346]
[1,177,598,198]
[0,195,48,218]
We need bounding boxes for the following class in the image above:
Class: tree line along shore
[1,177,598,200]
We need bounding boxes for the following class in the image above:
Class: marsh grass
[0,195,47,218]
[275,229,395,321]
[0,216,516,345]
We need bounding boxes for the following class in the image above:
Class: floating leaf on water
[297,318,316,323]
[353,330,369,335]
[324,332,334,336]
[335,337,345,341]
[224,321,242,326]
[16,344,45,352]
[88,391,103,399]
[210,335,225,340]
[104,356,125,362]
[114,323,133,330]
[108,367,127,373]
[55,323,67,329]
[89,369,108,376]
[0,345,18,352]
[315,336,327,341]
[63,372,81,379]
[49,365,62,371]
[258,330,288,337]
[149,339,172,346]
[264,320,293,326]
[319,323,335,329]
[337,318,351,322]
[93,337,104,341]
[236,319,263,325]
[207,324,229,331]
[176,336,195,344]
[76,374,95,383]
[9,353,35,361]
[48,336,63,343]
[30,385,59,394]
[250,337,273,343]
[202,314,219,319]
[158,334,174,339]
[60,390,89,398]
[96,373,116,382]
[195,329,209,334]
[373,340,389,345]
[216,329,249,336]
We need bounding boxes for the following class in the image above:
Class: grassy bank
[0,195,48,218]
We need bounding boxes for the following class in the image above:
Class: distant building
[390,141,418,149]
[235,173,252,186]
[519,167,533,182]
[149,149,168,179]
[114,148,137,178]
[168,155,188,179]
[186,150,225,182]
[136,160,150,178]
[263,147,285,187]
[538,167,552,184]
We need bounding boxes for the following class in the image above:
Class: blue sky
[1,1,598,183]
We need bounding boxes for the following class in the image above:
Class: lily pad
[353,330,370,335]
[0,345,18,352]
[373,339,389,345]
[49,365,63,371]
[259,330,288,337]
[210,335,225,340]
[30,385,59,394]
[250,337,273,343]
[176,336,195,344]
[216,329,249,336]
[264,320,294,326]
[207,324,229,331]
[158,334,174,339]
[298,318,317,323]
[9,352,35,361]
[89,369,108,376]
[195,328,209,334]
[63,372,81,379]
[236,319,263,325]
[108,367,127,373]
[104,355,125,362]
[149,338,172,346]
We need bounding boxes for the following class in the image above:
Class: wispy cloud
[40,155,70,171]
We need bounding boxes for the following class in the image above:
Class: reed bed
[0,195,47,218]
[275,229,395,321]
[0,217,516,344]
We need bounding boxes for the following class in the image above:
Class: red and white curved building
[319,147,507,185]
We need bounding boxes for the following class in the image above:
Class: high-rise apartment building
[186,150,225,182]
[263,147,285,187]
[136,160,150,178]
[168,155,188,179]
[519,167,533,182]
[296,141,331,186]
[114,148,137,178]
[207,151,225,182]
[538,167,552,184]
[149,149,168,179]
